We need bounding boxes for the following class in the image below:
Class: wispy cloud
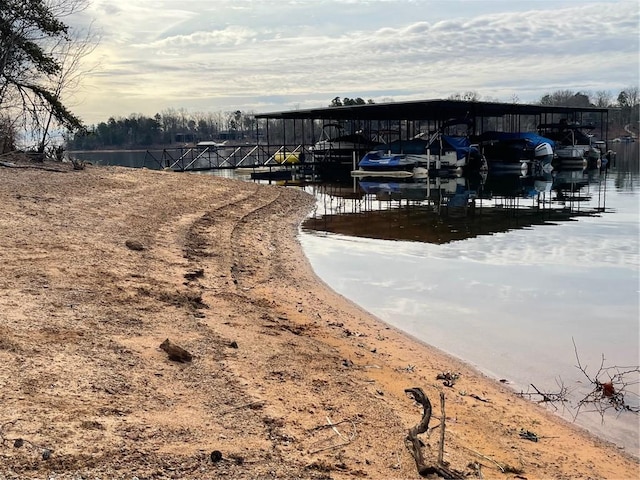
[71,0,639,123]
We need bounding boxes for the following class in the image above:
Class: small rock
[229,341,239,349]
[13,438,23,448]
[184,268,204,280]
[42,449,51,460]
[210,450,223,463]
[125,240,145,251]
[159,339,193,363]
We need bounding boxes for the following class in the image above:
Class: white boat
[197,140,227,148]
[537,122,601,168]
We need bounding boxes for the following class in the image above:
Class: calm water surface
[300,144,639,453]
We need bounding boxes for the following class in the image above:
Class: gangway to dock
[143,143,313,172]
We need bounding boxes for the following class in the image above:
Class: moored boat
[356,119,486,175]
[537,122,601,169]
[311,123,376,166]
[358,148,429,172]
[477,131,554,173]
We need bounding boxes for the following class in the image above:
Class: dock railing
[144,143,313,172]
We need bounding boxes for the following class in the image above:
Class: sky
[67,0,640,125]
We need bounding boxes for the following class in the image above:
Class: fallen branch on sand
[404,387,464,479]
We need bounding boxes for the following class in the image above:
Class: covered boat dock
[254,98,610,146]
[254,99,609,176]
[146,99,610,173]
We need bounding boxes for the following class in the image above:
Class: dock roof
[255,99,609,122]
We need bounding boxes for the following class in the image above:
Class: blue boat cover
[480,131,555,148]
[437,135,478,161]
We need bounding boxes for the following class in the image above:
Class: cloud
[71,0,639,123]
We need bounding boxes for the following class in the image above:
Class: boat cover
[437,135,479,160]
[479,131,555,148]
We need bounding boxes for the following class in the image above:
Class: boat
[537,122,601,169]
[477,131,554,173]
[358,148,429,172]
[273,151,302,164]
[356,119,486,175]
[196,140,227,149]
[351,168,415,179]
[311,123,376,167]
[425,118,487,172]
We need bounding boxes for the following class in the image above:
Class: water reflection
[302,167,610,244]
[299,143,639,453]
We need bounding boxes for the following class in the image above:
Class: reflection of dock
[303,169,608,244]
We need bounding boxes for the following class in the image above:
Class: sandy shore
[0,161,637,479]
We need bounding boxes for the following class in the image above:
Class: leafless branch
[572,338,640,420]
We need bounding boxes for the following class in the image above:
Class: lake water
[299,143,639,455]
[72,143,639,454]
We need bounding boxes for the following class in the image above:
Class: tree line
[65,109,257,150]
[68,88,636,151]
[65,97,379,150]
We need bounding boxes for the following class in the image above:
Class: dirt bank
[0,161,637,479]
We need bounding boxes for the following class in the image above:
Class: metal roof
[255,99,609,122]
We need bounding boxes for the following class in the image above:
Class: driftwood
[404,387,464,479]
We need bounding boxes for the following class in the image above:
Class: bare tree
[594,90,613,108]
[35,23,98,154]
[448,91,481,102]
[0,0,89,155]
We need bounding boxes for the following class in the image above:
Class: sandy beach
[0,160,638,479]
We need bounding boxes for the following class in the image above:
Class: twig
[438,391,445,466]
[460,445,506,473]
[220,400,265,415]
[308,440,351,455]
[326,416,344,440]
[572,337,640,418]
[307,418,360,433]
